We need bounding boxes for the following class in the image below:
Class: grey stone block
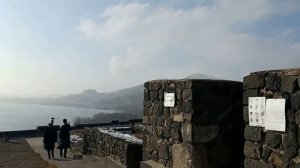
[262,146,272,162]
[244,157,274,168]
[266,74,281,90]
[243,89,260,105]
[244,141,262,159]
[244,74,265,89]
[281,76,296,93]
[265,131,281,149]
[140,160,166,168]
[289,157,300,168]
[244,106,249,122]
[268,150,289,168]
[283,125,298,158]
[287,109,295,124]
[292,92,300,109]
[244,125,263,142]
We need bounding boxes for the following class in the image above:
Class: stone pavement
[27,137,124,168]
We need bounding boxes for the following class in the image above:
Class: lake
[0,102,113,131]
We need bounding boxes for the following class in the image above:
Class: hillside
[0,73,216,114]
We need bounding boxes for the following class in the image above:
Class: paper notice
[248,97,266,127]
[265,99,286,132]
[164,93,175,107]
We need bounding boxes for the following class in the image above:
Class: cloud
[77,0,300,82]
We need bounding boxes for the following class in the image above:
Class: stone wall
[243,68,300,168]
[83,128,143,168]
[143,79,243,168]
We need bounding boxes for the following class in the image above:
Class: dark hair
[63,119,67,124]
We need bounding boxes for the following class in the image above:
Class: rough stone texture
[244,125,263,142]
[244,141,262,159]
[287,109,295,124]
[244,157,274,168]
[83,128,142,168]
[244,68,300,168]
[289,157,300,168]
[140,160,166,168]
[244,106,249,122]
[265,131,282,148]
[292,92,300,109]
[281,76,296,93]
[244,74,266,89]
[268,151,289,168]
[143,80,243,168]
[243,89,260,105]
[262,146,272,162]
[282,124,298,158]
[266,74,281,90]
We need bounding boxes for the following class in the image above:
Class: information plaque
[248,97,266,127]
[164,93,175,107]
[265,99,286,132]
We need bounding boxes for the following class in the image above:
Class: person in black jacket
[43,123,57,159]
[59,118,70,158]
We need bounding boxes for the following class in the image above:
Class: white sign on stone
[164,93,175,107]
[265,99,286,132]
[248,97,266,127]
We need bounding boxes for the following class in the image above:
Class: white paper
[265,99,286,132]
[248,97,266,127]
[164,93,175,107]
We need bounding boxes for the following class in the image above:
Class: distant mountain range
[0,73,216,115]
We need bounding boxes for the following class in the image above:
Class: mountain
[184,73,217,79]
[0,73,215,114]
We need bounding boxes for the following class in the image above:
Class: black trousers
[47,150,54,159]
[60,148,67,158]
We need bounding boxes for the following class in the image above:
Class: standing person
[43,123,57,159]
[59,119,70,158]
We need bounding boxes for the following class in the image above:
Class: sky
[0,0,300,97]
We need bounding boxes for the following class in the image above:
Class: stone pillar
[243,68,300,168]
[143,79,243,168]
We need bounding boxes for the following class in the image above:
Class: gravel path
[0,138,56,168]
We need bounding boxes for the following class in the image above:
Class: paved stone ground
[27,137,124,168]
[0,138,56,168]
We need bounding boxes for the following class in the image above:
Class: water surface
[0,102,113,131]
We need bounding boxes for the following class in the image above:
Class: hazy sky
[0,0,300,97]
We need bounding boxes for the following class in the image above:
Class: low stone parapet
[83,127,143,168]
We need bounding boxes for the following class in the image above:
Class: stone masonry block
[262,146,272,162]
[244,141,262,159]
[292,92,300,109]
[266,74,281,90]
[283,125,298,158]
[244,157,273,168]
[243,89,259,105]
[281,76,296,93]
[181,123,192,143]
[265,131,281,149]
[183,89,193,101]
[289,157,300,168]
[172,144,208,168]
[244,74,265,89]
[244,106,249,122]
[172,144,192,168]
[287,109,295,124]
[244,125,263,142]
[268,150,289,168]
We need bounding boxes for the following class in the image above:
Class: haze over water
[0,102,113,131]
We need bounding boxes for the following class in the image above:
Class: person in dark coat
[43,123,57,159]
[59,118,70,158]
